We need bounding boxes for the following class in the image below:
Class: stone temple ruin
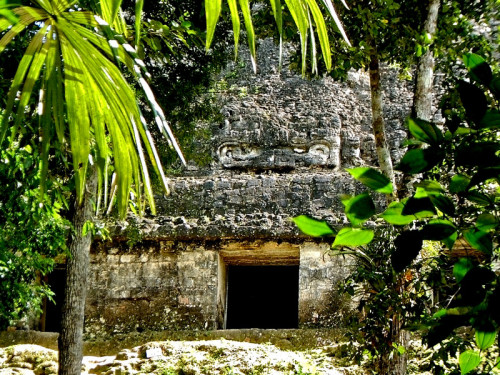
[42,39,418,338]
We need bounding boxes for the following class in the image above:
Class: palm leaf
[320,0,350,46]
[238,0,256,73]
[0,19,47,144]
[205,0,222,52]
[269,0,283,69]
[284,0,309,75]
[307,8,318,75]
[59,28,91,204]
[0,7,48,47]
[304,0,332,71]
[226,0,240,59]
[38,26,55,200]
[134,0,144,47]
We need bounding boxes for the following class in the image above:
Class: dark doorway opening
[41,267,66,332]
[225,265,299,329]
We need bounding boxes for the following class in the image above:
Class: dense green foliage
[0,142,67,330]
[295,54,500,373]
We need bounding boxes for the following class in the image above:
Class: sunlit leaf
[475,331,496,350]
[475,213,498,232]
[332,227,374,248]
[429,194,456,217]
[459,350,481,375]
[449,174,470,194]
[380,201,415,225]
[292,215,335,237]
[402,197,436,218]
[205,0,222,51]
[453,258,474,283]
[406,117,443,145]
[341,192,375,226]
[346,167,393,194]
[421,219,456,241]
[397,148,443,174]
[238,0,256,73]
[464,229,492,254]
[414,180,444,195]
[226,0,240,59]
[463,53,492,86]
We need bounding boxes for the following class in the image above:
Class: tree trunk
[368,38,396,198]
[58,167,97,375]
[399,0,441,199]
[412,0,441,121]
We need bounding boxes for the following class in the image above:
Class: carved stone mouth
[217,141,338,170]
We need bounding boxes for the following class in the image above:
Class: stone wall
[86,240,353,337]
[83,38,418,337]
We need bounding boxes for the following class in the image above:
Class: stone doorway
[225,265,299,329]
[39,267,65,332]
[217,241,300,329]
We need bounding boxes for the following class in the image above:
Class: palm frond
[0,0,185,217]
[204,0,350,74]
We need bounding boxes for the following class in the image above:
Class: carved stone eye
[218,144,237,159]
[218,143,261,162]
[309,143,330,156]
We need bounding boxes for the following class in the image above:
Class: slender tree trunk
[58,167,97,375]
[399,0,441,199]
[368,38,396,198]
[412,0,441,120]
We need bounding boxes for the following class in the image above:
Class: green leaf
[332,227,374,248]
[391,230,423,272]
[346,167,393,194]
[321,0,350,46]
[464,229,492,254]
[402,197,437,218]
[341,193,375,226]
[475,213,498,232]
[269,0,283,69]
[284,0,308,75]
[433,309,447,319]
[466,191,494,206]
[226,0,240,59]
[491,77,500,100]
[459,350,481,375]
[380,201,415,225]
[468,167,500,189]
[421,220,456,241]
[134,0,144,46]
[292,215,335,237]
[458,80,488,124]
[450,174,470,194]
[442,231,458,250]
[455,142,500,168]
[463,53,492,86]
[205,0,222,51]
[479,110,500,129]
[406,118,443,145]
[453,258,474,283]
[429,194,456,217]
[475,331,496,350]
[238,0,256,73]
[414,180,444,195]
[304,0,331,71]
[396,148,443,174]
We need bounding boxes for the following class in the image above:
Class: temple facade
[45,39,422,337]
